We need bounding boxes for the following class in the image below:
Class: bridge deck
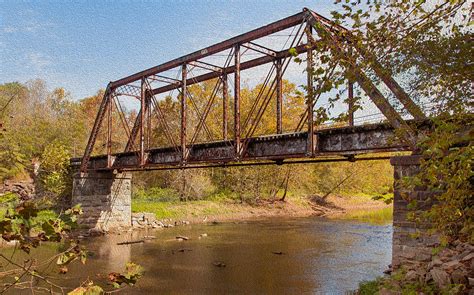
[72,122,414,171]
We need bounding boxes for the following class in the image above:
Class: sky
[1,0,338,100]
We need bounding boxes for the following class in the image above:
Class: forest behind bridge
[0,78,394,216]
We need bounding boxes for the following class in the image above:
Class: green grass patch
[132,201,180,219]
[0,192,20,204]
[204,190,236,202]
[287,192,311,208]
[0,192,19,220]
[343,207,393,225]
[131,199,239,220]
[355,269,462,295]
[133,187,180,202]
[0,207,6,219]
[337,192,394,202]
[358,279,381,294]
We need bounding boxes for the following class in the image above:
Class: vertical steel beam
[348,80,354,126]
[222,74,228,140]
[306,24,315,156]
[140,78,146,166]
[276,58,283,134]
[80,85,111,172]
[180,169,186,201]
[347,47,355,127]
[106,95,112,168]
[234,45,241,158]
[146,90,151,149]
[181,64,187,163]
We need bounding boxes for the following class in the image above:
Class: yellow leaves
[68,282,103,295]
[288,47,298,57]
[108,262,143,288]
[59,266,68,274]
[41,140,70,172]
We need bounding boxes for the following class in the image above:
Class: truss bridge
[75,8,429,172]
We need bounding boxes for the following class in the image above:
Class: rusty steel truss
[78,8,426,172]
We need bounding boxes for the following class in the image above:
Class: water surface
[2,217,392,294]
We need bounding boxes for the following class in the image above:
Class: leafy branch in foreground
[0,201,143,294]
[402,116,473,243]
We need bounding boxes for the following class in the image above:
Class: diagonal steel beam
[150,95,179,151]
[241,42,277,57]
[184,90,213,141]
[150,42,314,96]
[188,77,223,147]
[110,11,307,88]
[357,51,426,120]
[124,92,151,152]
[306,9,426,121]
[305,10,417,146]
[189,61,223,73]
[80,85,112,172]
[148,75,181,85]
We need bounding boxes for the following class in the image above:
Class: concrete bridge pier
[72,171,132,231]
[391,155,438,270]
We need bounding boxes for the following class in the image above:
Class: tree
[39,140,71,199]
[302,0,472,240]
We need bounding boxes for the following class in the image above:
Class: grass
[132,201,180,219]
[131,199,238,220]
[130,187,394,223]
[355,269,461,295]
[357,279,381,295]
[338,192,394,202]
[342,207,393,225]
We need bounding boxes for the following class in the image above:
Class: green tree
[303,0,472,239]
[39,140,71,198]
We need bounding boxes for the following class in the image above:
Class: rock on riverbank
[380,240,473,294]
[131,212,190,229]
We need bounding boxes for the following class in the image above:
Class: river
[2,217,392,294]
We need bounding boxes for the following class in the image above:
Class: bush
[357,279,380,295]
[402,118,474,242]
[39,140,71,199]
[133,187,180,202]
[0,192,20,205]
[204,190,235,202]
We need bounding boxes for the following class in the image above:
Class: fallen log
[117,240,145,245]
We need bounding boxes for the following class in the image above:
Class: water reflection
[2,217,392,294]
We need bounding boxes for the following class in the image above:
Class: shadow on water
[1,217,392,294]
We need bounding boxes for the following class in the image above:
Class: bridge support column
[391,155,438,270]
[72,171,132,231]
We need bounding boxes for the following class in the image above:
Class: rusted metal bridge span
[77,8,428,172]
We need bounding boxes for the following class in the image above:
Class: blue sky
[1,1,337,100]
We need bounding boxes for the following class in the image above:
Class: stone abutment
[72,171,132,231]
[391,155,439,270]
